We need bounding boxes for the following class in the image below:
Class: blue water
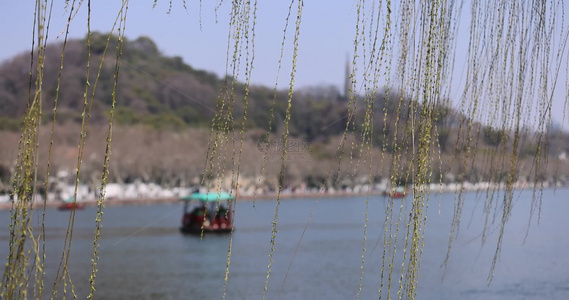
[1,188,568,299]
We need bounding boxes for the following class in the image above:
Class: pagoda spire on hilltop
[344,53,352,100]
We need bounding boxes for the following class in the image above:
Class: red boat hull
[57,202,85,210]
[382,191,406,198]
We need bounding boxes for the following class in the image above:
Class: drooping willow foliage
[1,0,567,299]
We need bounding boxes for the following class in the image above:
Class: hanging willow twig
[262,1,303,298]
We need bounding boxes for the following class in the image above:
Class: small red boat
[383,187,406,198]
[390,191,406,198]
[57,199,85,210]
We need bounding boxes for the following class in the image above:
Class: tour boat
[179,192,234,234]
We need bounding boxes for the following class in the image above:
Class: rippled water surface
[1,188,568,299]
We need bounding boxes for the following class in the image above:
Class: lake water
[1,188,568,299]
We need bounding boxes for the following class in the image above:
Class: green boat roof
[180,192,234,202]
[62,197,74,203]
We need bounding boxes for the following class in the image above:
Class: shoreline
[0,191,375,211]
[1,185,566,211]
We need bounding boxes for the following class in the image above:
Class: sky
[0,0,358,90]
[1,0,568,127]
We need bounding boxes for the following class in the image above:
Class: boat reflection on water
[179,192,234,234]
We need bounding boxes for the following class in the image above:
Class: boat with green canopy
[179,192,234,234]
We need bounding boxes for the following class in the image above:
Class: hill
[0,33,354,135]
[0,33,568,192]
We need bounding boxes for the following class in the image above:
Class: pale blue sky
[1,1,568,127]
[0,1,357,90]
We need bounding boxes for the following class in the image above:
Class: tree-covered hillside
[0,34,426,139]
[0,34,568,190]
